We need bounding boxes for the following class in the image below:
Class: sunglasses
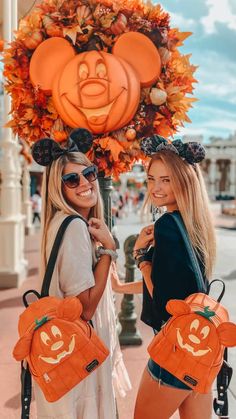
[62,165,98,189]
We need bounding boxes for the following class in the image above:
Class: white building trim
[0,0,27,288]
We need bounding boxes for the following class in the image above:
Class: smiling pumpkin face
[176,317,212,357]
[52,50,140,134]
[34,320,78,367]
[174,314,217,359]
[29,34,161,135]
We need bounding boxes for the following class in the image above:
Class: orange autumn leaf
[22,108,35,121]
[53,130,68,142]
[98,137,124,161]
[41,117,54,130]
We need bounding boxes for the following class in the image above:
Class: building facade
[183,134,236,199]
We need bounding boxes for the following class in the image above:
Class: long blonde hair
[146,151,216,278]
[40,152,103,272]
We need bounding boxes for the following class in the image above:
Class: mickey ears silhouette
[140,135,206,164]
[32,128,93,166]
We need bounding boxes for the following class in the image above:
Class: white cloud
[193,51,236,104]
[178,105,236,140]
[201,0,236,34]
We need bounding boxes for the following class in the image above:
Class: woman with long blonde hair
[133,135,216,419]
[32,128,131,419]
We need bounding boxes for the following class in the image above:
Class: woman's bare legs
[134,368,191,419]
[134,368,212,419]
[179,391,212,419]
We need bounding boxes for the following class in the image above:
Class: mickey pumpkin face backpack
[148,212,236,418]
[13,215,109,419]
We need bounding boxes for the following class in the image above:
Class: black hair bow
[32,128,93,167]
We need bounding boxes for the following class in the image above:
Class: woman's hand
[134,224,154,251]
[111,262,143,294]
[88,217,115,250]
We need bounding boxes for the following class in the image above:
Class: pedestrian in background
[133,136,216,419]
[31,189,42,224]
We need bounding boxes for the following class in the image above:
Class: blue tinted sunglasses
[62,165,98,188]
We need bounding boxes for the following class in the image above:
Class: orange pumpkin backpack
[148,213,236,415]
[148,287,236,394]
[13,215,109,416]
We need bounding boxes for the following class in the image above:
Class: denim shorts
[147,359,191,391]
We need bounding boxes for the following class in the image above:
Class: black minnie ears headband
[31,128,93,166]
[140,135,206,165]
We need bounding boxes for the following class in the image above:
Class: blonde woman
[31,129,131,419]
[133,136,216,419]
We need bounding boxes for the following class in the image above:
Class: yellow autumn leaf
[100,13,116,28]
[63,25,83,44]
[176,31,192,43]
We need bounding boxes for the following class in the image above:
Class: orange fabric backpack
[12,215,109,414]
[148,289,236,394]
[13,295,109,402]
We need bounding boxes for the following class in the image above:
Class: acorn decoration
[125,128,136,140]
[150,88,167,106]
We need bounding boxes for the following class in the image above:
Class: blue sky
[159,0,236,142]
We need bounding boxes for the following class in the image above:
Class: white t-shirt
[35,211,131,419]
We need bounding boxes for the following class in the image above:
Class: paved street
[0,203,236,418]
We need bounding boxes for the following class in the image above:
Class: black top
[140,211,207,331]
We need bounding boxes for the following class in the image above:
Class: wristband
[133,247,149,259]
[135,255,149,268]
[96,246,118,261]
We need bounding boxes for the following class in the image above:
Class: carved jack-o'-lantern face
[38,323,76,364]
[30,33,161,134]
[52,50,140,134]
[176,317,212,357]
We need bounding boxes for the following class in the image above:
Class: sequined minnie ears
[140,135,206,165]
[32,128,93,166]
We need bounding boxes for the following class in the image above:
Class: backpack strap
[41,214,88,297]
[207,279,225,302]
[213,348,233,418]
[168,212,207,293]
[21,214,88,419]
[21,362,32,419]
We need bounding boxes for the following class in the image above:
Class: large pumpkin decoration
[3,0,198,176]
[29,33,161,134]
[13,296,109,402]
[148,293,236,394]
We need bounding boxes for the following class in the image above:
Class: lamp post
[98,174,113,230]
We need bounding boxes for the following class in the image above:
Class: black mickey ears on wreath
[69,128,93,154]
[31,128,94,167]
[140,135,206,165]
